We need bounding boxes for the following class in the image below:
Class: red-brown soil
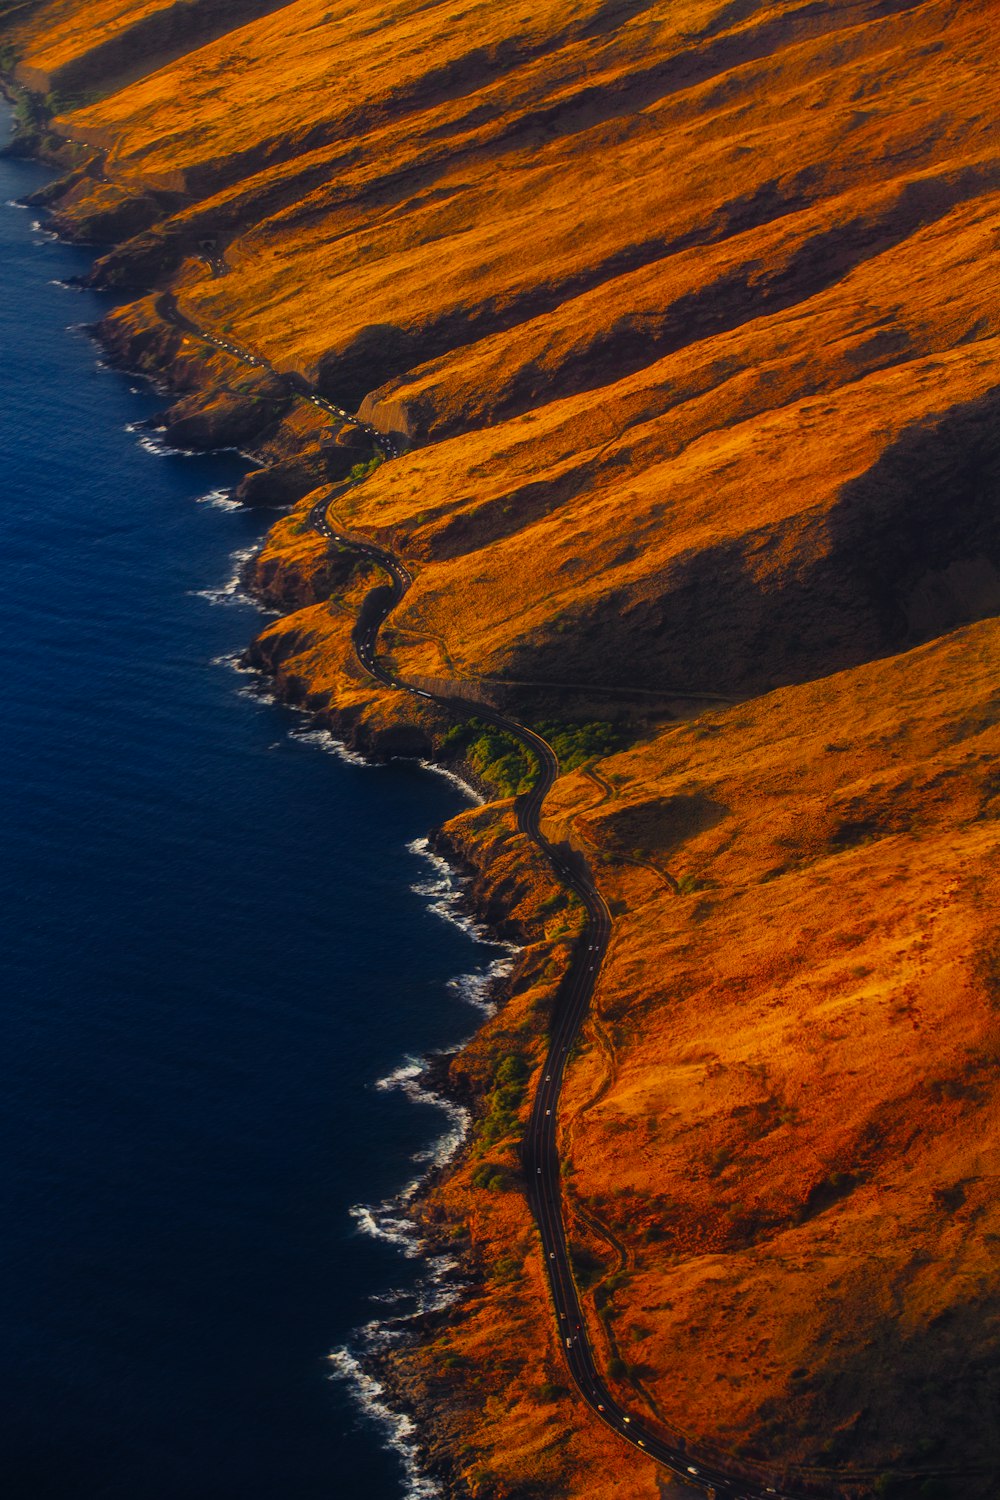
[3,1,999,1495]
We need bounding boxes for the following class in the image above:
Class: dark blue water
[0,112,489,1499]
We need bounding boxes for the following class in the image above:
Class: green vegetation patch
[346,453,384,485]
[533,719,629,771]
[439,718,536,798]
[470,1161,512,1191]
[476,1051,530,1151]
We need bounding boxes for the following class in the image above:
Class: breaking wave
[448,950,516,1017]
[193,544,258,606]
[335,836,520,1493]
[327,1345,443,1500]
[125,422,194,458]
[196,486,242,511]
[416,757,483,804]
[290,726,371,767]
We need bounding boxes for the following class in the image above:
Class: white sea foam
[290,726,371,767]
[405,835,494,943]
[194,544,257,606]
[350,1059,471,1260]
[375,1058,471,1172]
[210,650,256,675]
[238,680,276,704]
[327,1346,443,1500]
[415,757,483,804]
[196,486,241,511]
[447,950,516,1017]
[350,1201,422,1257]
[406,837,478,937]
[126,423,193,458]
[336,836,521,1495]
[406,838,517,1008]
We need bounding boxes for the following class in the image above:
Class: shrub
[470,1162,509,1191]
[346,454,383,484]
[534,719,629,772]
[438,718,536,797]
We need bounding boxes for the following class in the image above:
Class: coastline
[0,93,547,1500]
[10,6,998,1485]
[0,97,870,1500]
[203,506,537,1498]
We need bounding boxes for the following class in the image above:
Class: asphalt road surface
[304,491,807,1500]
[152,298,957,1500]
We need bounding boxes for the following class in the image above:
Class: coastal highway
[162,296,803,1498]
[305,491,803,1500]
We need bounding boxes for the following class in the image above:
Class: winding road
[157,297,914,1500]
[1,79,971,1500]
[304,495,800,1500]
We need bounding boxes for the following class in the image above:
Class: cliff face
[4,0,999,1495]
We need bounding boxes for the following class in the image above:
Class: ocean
[0,108,500,1499]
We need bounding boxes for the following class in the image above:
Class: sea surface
[0,112,501,1498]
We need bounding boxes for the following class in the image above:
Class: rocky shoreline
[5,4,1000,1491]
[84,291,559,1500]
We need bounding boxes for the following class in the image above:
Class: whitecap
[336,848,521,1491]
[193,544,257,606]
[130,428,193,458]
[290,726,372,767]
[196,486,241,511]
[406,839,517,1012]
[349,1055,472,1267]
[350,1202,421,1257]
[416,757,483,804]
[210,651,258,678]
[327,1346,443,1500]
[375,1057,470,1172]
[238,681,276,704]
[447,950,516,1017]
[406,836,493,941]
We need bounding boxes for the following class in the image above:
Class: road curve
[305,491,808,1500]
[158,295,812,1499]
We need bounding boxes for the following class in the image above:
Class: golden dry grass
[6,0,1000,1490]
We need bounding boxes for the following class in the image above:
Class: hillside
[3,1,999,1495]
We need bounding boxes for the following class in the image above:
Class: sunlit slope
[542,616,1000,1472]
[15,0,997,708]
[11,0,293,98]
[5,0,1000,1491]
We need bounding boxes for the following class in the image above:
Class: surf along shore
[4,3,1000,1497]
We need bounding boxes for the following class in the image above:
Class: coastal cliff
[3,2,999,1496]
